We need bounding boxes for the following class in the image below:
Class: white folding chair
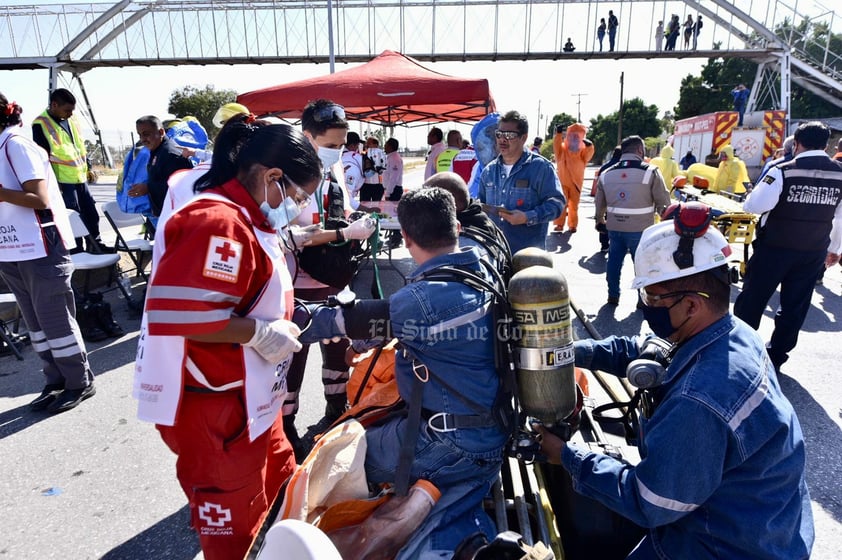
[67,209,134,304]
[101,201,154,281]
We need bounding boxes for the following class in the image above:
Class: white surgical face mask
[260,180,302,230]
[318,146,342,170]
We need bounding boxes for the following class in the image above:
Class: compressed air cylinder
[512,247,554,274]
[508,265,577,424]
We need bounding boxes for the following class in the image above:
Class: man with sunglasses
[478,110,565,254]
[535,215,813,559]
[282,99,375,460]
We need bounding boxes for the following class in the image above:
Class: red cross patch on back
[203,236,243,283]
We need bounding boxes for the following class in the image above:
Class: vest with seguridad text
[32,111,87,184]
[759,155,842,251]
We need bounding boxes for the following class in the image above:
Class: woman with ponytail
[0,93,95,413]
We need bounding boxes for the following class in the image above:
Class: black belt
[421,408,495,432]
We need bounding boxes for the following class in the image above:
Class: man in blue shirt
[536,215,814,559]
[302,188,508,556]
[478,110,565,254]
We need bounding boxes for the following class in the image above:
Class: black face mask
[640,296,685,339]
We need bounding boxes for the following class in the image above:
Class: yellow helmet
[212,102,249,128]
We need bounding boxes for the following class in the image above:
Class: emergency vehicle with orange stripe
[672,110,785,180]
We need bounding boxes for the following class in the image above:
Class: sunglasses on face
[312,104,346,123]
[495,130,523,140]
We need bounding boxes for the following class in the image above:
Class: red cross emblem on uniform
[215,241,237,262]
[198,502,232,527]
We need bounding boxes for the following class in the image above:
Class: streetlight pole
[571,93,588,123]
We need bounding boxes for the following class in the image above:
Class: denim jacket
[567,315,814,559]
[478,149,565,254]
[390,246,508,453]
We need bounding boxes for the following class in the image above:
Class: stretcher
[248,297,646,560]
[672,185,758,277]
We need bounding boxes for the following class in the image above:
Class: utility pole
[571,93,588,123]
[617,72,625,144]
[536,99,544,138]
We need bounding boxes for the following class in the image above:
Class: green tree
[588,97,662,159]
[546,112,577,139]
[168,85,238,136]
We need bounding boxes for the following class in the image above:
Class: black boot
[94,300,124,338]
[77,302,108,342]
[324,394,348,423]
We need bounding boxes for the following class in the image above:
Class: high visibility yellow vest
[32,110,87,184]
[436,148,460,173]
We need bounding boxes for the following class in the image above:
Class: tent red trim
[237,50,495,126]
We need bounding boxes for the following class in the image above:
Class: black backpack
[296,175,365,289]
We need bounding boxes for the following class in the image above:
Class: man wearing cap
[536,208,814,559]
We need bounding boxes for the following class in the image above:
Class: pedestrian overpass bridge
[2,0,840,135]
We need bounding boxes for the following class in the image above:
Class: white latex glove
[342,216,376,240]
[244,318,302,364]
[290,224,323,248]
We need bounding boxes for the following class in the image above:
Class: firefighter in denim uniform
[536,215,814,559]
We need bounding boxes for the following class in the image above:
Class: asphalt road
[1,169,840,558]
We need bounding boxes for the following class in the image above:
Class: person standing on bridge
[693,15,704,49]
[734,121,842,372]
[607,10,619,51]
[654,20,664,52]
[597,18,606,51]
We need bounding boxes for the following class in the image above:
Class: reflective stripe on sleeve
[636,478,699,512]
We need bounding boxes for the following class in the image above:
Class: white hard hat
[632,217,732,289]
[257,519,341,560]
[212,102,250,128]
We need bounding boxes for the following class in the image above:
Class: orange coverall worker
[553,122,594,231]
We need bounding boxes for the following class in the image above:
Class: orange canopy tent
[237,50,495,126]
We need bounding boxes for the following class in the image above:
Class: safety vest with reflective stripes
[32,110,87,184]
[436,148,460,173]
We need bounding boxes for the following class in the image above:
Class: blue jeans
[607,230,642,299]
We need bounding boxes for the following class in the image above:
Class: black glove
[595,222,607,233]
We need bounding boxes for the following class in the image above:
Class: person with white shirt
[734,121,842,371]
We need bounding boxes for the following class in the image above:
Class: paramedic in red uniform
[134,124,322,560]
